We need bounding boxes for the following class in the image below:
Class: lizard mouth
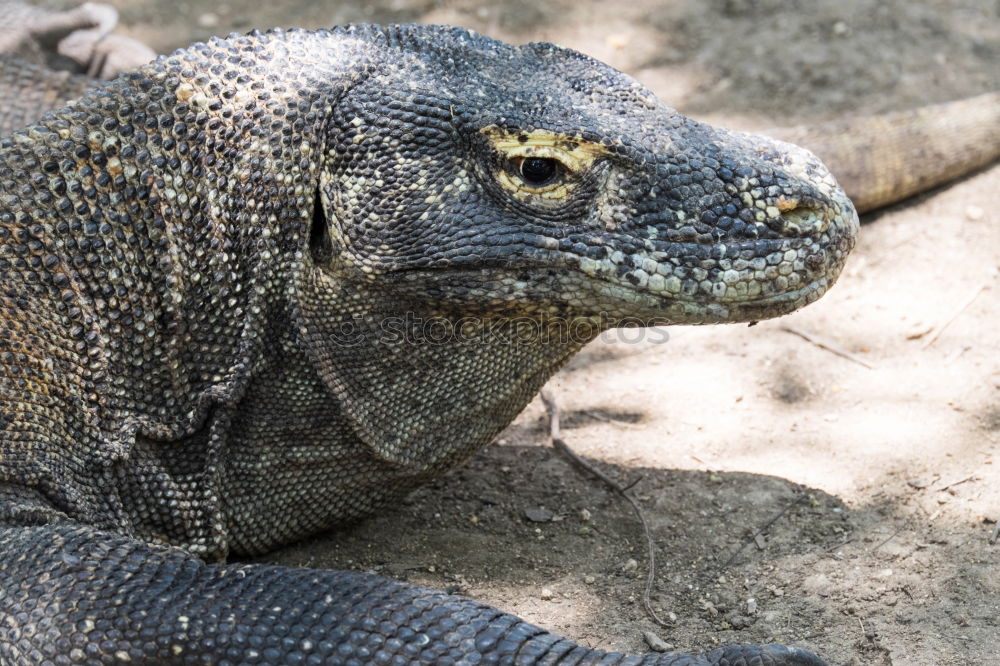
[575,230,845,290]
[572,268,835,325]
[389,235,844,326]
[571,187,858,322]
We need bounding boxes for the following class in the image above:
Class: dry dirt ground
[63,1,1000,664]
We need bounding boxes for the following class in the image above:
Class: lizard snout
[748,134,858,242]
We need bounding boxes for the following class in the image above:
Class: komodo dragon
[0,19,917,665]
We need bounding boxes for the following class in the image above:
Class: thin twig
[871,522,909,552]
[715,494,808,573]
[540,390,671,629]
[583,409,642,429]
[921,281,989,349]
[779,325,874,369]
[621,476,643,493]
[936,475,976,492]
[824,537,855,553]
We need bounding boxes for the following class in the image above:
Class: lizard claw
[55,4,155,78]
[65,32,156,78]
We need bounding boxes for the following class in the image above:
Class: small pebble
[540,588,554,600]
[197,12,220,28]
[727,613,752,629]
[525,507,554,522]
[623,558,638,573]
[905,324,933,340]
[605,33,629,50]
[584,575,596,585]
[864,620,878,639]
[643,631,673,652]
[747,598,758,614]
[711,589,737,611]
[579,508,592,522]
[965,204,985,221]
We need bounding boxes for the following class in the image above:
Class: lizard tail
[768,92,1000,214]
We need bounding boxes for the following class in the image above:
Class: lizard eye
[515,156,561,186]
[481,126,609,200]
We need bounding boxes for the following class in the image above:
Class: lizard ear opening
[309,184,333,264]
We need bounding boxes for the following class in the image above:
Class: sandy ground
[63,1,1000,664]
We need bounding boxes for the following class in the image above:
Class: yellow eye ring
[481,126,610,199]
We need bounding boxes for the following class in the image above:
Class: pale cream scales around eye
[480,126,610,199]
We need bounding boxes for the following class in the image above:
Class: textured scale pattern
[0,25,855,665]
[0,57,91,134]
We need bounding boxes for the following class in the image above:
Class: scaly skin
[0,56,91,135]
[0,25,855,665]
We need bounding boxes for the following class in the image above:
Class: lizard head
[309,25,858,330]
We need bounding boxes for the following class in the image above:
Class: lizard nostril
[769,195,830,237]
[776,195,799,213]
[782,206,829,235]
[805,251,826,270]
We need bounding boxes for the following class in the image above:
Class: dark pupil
[519,157,557,185]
